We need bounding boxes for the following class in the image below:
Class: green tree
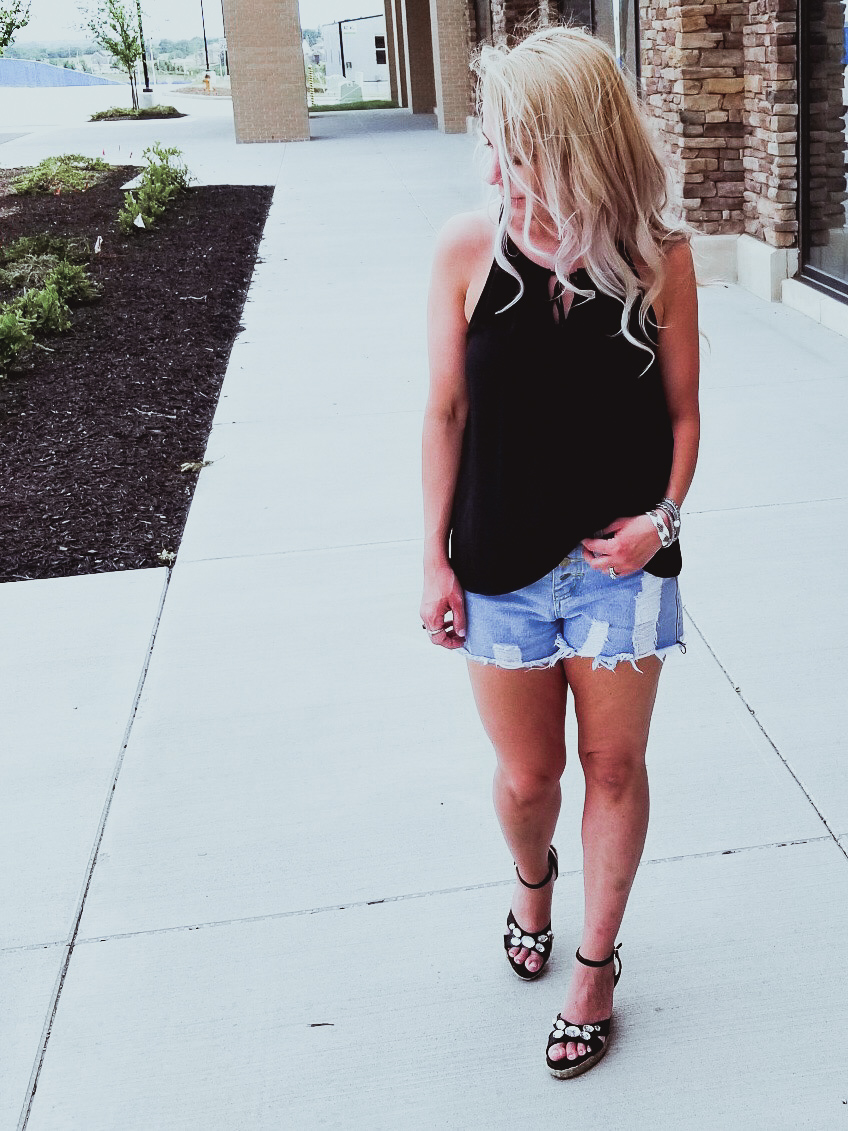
[0,0,31,54]
[83,0,141,108]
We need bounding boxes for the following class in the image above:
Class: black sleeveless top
[449,236,681,596]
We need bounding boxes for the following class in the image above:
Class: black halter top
[449,235,681,596]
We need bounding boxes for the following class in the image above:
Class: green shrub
[12,284,72,334]
[11,154,111,195]
[118,143,192,234]
[47,261,101,304]
[89,105,184,121]
[0,234,91,265]
[0,253,61,291]
[0,304,34,374]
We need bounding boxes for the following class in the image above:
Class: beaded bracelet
[658,497,681,533]
[646,508,674,548]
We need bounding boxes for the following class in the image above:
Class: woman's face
[481,103,527,211]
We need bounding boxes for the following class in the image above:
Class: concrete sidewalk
[3,106,848,1129]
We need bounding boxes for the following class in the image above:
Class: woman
[420,26,699,1079]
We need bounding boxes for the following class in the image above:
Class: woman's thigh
[564,654,662,762]
[467,661,568,779]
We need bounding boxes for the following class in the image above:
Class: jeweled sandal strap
[504,915,553,954]
[548,1014,610,1054]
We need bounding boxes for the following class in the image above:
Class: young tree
[0,0,31,55]
[84,0,141,108]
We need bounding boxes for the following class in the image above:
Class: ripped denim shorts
[462,545,685,672]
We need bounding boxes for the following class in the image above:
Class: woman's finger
[449,591,467,639]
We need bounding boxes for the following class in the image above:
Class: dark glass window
[375,35,385,48]
[799,0,848,296]
[376,48,387,64]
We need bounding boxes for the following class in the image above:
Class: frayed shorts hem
[462,635,686,673]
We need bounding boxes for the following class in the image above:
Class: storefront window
[800,0,848,296]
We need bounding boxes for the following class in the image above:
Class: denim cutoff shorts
[462,545,685,672]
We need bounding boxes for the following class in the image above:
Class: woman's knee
[579,746,647,796]
[497,762,563,808]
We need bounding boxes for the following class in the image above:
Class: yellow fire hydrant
[203,73,211,94]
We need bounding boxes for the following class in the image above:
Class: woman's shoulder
[432,210,496,288]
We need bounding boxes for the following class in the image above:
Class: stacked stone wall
[742,0,798,246]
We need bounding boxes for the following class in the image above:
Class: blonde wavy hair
[473,25,688,362]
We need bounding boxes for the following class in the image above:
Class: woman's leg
[467,661,568,974]
[547,654,661,1063]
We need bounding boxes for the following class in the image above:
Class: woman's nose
[485,152,502,187]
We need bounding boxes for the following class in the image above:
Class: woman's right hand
[420,563,467,650]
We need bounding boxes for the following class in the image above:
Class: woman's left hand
[581,514,664,577]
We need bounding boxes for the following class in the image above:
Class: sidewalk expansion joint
[686,495,844,517]
[184,536,420,566]
[18,570,173,1131]
[685,609,848,866]
[69,835,833,949]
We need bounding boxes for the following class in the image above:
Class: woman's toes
[514,946,530,965]
[548,1042,566,1062]
[566,1041,579,1061]
[525,952,541,972]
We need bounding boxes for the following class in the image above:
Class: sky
[16,0,382,45]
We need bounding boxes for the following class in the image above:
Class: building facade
[221,0,848,314]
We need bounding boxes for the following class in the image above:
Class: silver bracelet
[659,497,681,532]
[646,508,673,548]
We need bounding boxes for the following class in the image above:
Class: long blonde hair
[473,25,688,362]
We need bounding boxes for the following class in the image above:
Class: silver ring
[425,626,444,636]
[608,567,618,579]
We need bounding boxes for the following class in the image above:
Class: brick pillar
[222,0,309,142]
[742,0,798,246]
[393,0,409,106]
[385,0,399,104]
[401,0,437,112]
[431,0,474,130]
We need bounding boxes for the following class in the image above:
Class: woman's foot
[506,848,557,975]
[547,949,616,1063]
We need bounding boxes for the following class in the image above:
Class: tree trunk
[127,66,138,109]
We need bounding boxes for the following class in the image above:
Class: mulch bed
[0,167,273,582]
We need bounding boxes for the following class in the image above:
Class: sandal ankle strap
[515,845,559,889]
[576,943,622,984]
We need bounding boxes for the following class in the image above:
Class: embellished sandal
[546,944,622,1079]
[503,845,558,981]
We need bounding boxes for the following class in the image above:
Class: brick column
[222,0,309,142]
[384,0,399,105]
[392,0,409,107]
[742,0,798,246]
[431,0,474,130]
[401,0,437,112]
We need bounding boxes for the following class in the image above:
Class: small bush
[118,144,193,235]
[0,234,91,266]
[89,105,184,121]
[12,285,72,334]
[0,253,61,291]
[47,261,101,304]
[11,154,111,195]
[0,304,34,374]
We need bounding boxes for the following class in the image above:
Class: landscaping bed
[89,106,186,121]
[0,165,273,582]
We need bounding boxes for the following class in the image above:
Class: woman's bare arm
[420,214,485,647]
[582,239,701,575]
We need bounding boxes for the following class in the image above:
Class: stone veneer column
[641,0,747,234]
[742,0,798,246]
[401,0,437,112]
[222,0,309,142]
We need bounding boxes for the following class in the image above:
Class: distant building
[321,15,388,85]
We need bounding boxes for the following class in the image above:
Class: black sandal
[546,944,622,1078]
[503,845,558,981]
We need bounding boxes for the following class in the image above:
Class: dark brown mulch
[0,166,273,582]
